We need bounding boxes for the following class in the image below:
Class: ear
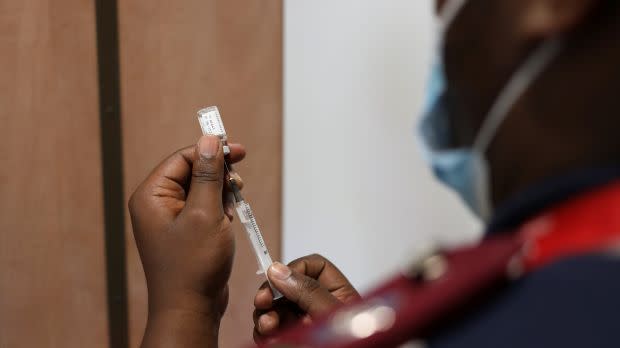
[436,0,448,14]
[519,0,600,38]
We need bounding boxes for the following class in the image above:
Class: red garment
[256,181,620,348]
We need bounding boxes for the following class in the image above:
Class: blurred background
[0,1,478,347]
[283,0,480,293]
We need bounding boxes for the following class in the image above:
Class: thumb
[186,135,226,213]
[268,262,340,317]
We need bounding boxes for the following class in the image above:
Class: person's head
[433,0,620,208]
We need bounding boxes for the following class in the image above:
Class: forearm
[141,309,221,348]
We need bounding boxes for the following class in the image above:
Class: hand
[252,254,360,343]
[128,135,245,348]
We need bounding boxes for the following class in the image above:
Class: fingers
[254,282,274,310]
[254,255,342,309]
[227,143,246,164]
[267,262,340,317]
[287,254,332,286]
[228,171,244,190]
[185,135,226,213]
[254,309,279,334]
[138,142,245,196]
[129,138,246,228]
[252,255,357,341]
[253,302,304,338]
[288,254,357,298]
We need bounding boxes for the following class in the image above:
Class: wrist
[148,284,229,318]
[143,307,221,348]
[141,288,228,348]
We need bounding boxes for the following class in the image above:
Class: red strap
[257,181,620,348]
[256,235,523,348]
[520,181,620,271]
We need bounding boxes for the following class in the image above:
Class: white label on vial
[198,106,226,136]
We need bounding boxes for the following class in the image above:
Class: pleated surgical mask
[417,0,563,221]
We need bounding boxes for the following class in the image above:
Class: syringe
[197,106,283,300]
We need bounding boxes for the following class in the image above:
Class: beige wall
[0,1,282,347]
[0,0,108,347]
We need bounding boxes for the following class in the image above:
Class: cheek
[443,1,528,141]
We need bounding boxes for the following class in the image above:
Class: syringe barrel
[197,106,283,300]
[235,201,283,300]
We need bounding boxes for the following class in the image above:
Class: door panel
[0,0,108,347]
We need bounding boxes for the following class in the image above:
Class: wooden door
[0,0,108,347]
[1,0,282,347]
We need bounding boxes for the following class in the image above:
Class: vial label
[197,106,226,137]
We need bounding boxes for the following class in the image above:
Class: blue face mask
[417,0,563,221]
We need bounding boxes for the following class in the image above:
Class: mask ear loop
[439,0,469,33]
[473,38,565,153]
[469,38,564,221]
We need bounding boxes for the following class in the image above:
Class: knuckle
[290,253,325,267]
[299,276,321,296]
[193,162,222,184]
[295,277,324,312]
[183,207,212,224]
[308,253,327,261]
